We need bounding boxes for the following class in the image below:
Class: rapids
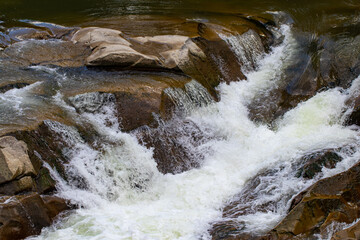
[16,22,360,240]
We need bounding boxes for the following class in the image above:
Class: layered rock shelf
[0,11,360,240]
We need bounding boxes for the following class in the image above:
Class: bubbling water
[27,24,360,240]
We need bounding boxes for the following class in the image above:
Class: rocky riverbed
[0,4,360,240]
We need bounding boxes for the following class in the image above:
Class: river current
[13,23,358,239]
[0,1,360,239]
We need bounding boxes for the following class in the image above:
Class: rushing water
[0,1,359,240]
[8,23,355,239]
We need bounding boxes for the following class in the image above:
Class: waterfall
[26,24,360,240]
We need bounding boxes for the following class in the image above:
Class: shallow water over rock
[0,2,360,240]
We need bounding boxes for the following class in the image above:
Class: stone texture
[296,150,342,179]
[0,193,69,240]
[270,161,360,239]
[86,43,161,68]
[346,95,360,126]
[2,39,91,67]
[7,27,51,42]
[0,136,36,185]
[71,27,130,48]
[9,122,72,181]
[331,221,360,240]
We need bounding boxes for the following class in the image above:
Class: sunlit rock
[0,136,36,187]
[71,27,130,48]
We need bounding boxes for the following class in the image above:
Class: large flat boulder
[1,40,91,67]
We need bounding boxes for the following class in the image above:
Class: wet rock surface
[0,12,359,240]
[331,221,360,240]
[209,150,347,240]
[269,161,360,239]
[0,193,69,240]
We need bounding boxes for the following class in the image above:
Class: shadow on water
[0,0,359,34]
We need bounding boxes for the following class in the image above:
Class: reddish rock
[270,161,360,239]
[331,221,360,240]
[0,193,69,240]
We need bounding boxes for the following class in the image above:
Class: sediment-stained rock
[270,161,360,239]
[0,136,36,194]
[0,193,69,240]
[1,40,91,67]
[331,221,360,240]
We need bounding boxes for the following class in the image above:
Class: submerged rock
[7,27,50,42]
[295,150,342,179]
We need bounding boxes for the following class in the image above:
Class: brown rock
[71,27,130,48]
[42,195,70,220]
[0,193,69,240]
[332,221,360,240]
[2,39,91,67]
[271,161,360,239]
[86,43,161,68]
[0,136,36,185]
[68,73,193,132]
[0,176,34,195]
[346,95,360,126]
[74,27,189,71]
[9,121,71,182]
[296,150,342,179]
[7,27,51,41]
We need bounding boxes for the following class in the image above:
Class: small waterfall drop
[27,24,360,240]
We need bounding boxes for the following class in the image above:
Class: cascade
[21,23,360,240]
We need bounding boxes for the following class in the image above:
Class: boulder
[0,193,69,240]
[0,136,36,194]
[1,39,91,67]
[270,161,360,239]
[135,119,207,174]
[86,43,161,69]
[208,150,345,240]
[74,28,189,71]
[70,17,275,93]
[68,73,193,132]
[346,95,360,126]
[331,221,360,240]
[0,176,34,195]
[24,21,79,41]
[9,121,73,181]
[71,27,130,48]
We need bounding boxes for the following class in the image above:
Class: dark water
[1,0,359,34]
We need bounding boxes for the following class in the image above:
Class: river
[1,1,360,239]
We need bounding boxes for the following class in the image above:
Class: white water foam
[28,24,360,240]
